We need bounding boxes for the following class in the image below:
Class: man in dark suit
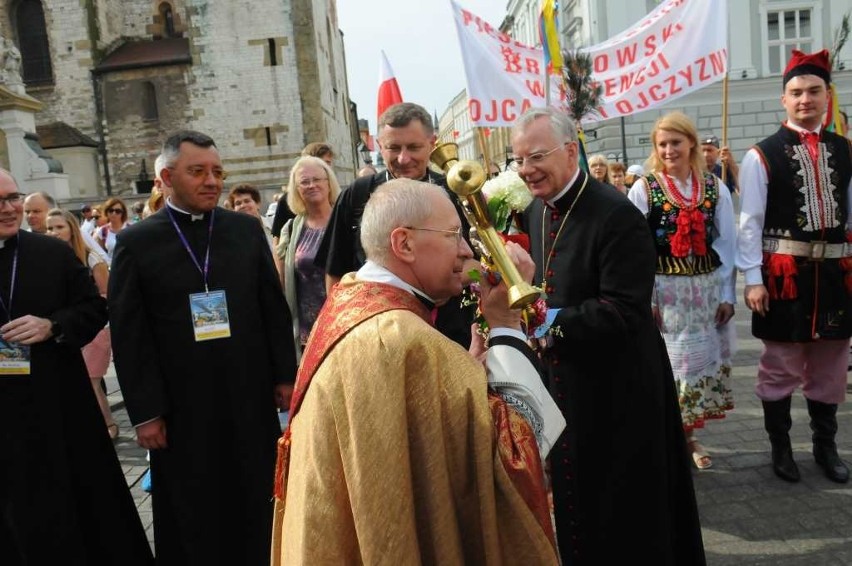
[513,107,705,565]
[109,131,297,565]
[315,102,475,347]
[0,170,152,565]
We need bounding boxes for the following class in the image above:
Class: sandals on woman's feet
[107,423,120,441]
[687,438,712,470]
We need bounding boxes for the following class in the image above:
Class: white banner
[451,0,728,126]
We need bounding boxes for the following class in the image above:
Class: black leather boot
[806,399,850,483]
[762,398,800,482]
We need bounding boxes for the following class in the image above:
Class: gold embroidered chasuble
[271,274,557,565]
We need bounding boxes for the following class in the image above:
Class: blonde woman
[588,153,610,184]
[627,111,736,469]
[278,156,341,360]
[46,208,118,440]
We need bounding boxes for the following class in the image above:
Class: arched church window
[159,3,176,38]
[14,0,53,86]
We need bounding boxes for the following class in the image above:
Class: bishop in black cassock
[513,109,706,565]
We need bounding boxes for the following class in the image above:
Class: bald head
[24,191,55,234]
[0,169,24,239]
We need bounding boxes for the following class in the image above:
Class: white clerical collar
[356,260,436,305]
[546,167,581,207]
[785,120,822,136]
[0,238,5,249]
[166,198,205,221]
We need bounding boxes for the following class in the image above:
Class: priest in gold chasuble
[272,180,564,565]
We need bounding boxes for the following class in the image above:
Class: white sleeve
[712,180,737,304]
[485,342,565,458]
[627,177,651,216]
[735,149,769,286]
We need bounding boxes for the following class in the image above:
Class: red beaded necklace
[659,169,707,257]
[661,169,700,209]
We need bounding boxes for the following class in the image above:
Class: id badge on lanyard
[189,290,231,341]
[0,245,29,375]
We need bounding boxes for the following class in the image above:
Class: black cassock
[522,171,706,565]
[0,231,152,565]
[109,207,297,565]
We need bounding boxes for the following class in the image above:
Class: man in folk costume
[272,180,565,564]
[737,49,851,484]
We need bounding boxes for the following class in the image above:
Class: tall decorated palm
[560,49,603,172]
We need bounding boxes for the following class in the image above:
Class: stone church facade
[2,0,356,200]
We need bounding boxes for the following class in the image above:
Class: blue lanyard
[165,207,215,292]
[0,244,18,323]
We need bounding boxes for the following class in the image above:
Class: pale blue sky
[337,0,506,130]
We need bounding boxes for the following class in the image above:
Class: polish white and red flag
[377,50,403,122]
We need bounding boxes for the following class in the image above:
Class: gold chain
[540,175,589,290]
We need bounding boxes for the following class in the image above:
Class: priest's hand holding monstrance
[430,142,540,310]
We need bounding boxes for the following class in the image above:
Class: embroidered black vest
[751,125,852,341]
[755,125,851,244]
[645,172,721,276]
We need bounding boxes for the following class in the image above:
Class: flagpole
[720,75,729,184]
[476,127,491,171]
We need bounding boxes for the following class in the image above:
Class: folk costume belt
[762,237,852,261]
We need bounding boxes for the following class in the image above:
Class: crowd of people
[1,48,850,565]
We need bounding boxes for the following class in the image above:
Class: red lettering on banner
[469,98,534,124]
[665,75,682,96]
[460,8,527,49]
[596,105,609,119]
[502,99,517,121]
[485,102,499,122]
[462,9,474,27]
[677,65,693,88]
[525,79,546,97]
[501,46,523,73]
[709,49,727,74]
[469,99,482,121]
[526,58,540,74]
[696,56,709,81]
[616,100,633,114]
[661,23,683,43]
[644,35,658,57]
[617,43,638,67]
[604,77,618,97]
[594,54,609,73]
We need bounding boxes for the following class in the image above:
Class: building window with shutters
[13,0,54,86]
[761,3,821,76]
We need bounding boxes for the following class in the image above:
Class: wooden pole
[720,75,729,184]
[477,127,491,172]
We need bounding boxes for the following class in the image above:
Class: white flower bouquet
[481,170,532,233]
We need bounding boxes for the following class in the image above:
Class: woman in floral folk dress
[628,111,737,470]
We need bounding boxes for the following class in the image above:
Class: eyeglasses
[106,208,125,215]
[508,144,566,171]
[0,193,24,207]
[298,177,328,187]
[405,226,463,245]
[171,167,228,180]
